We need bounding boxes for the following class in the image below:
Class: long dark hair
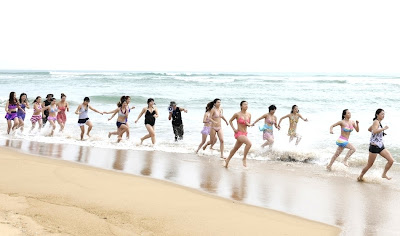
[291,105,297,114]
[8,92,17,105]
[19,93,28,104]
[205,102,214,112]
[33,96,41,104]
[373,108,386,136]
[269,105,276,112]
[342,109,348,120]
[118,98,127,108]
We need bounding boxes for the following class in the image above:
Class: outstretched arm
[104,108,119,115]
[108,110,118,121]
[278,114,290,127]
[89,105,103,115]
[252,113,266,126]
[180,107,188,113]
[330,121,342,134]
[135,108,146,123]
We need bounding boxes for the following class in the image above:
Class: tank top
[79,105,89,119]
[171,107,182,126]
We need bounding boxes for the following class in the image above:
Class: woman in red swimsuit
[224,101,252,168]
[57,93,69,132]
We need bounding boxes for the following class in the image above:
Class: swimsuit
[5,104,18,120]
[335,124,353,147]
[57,106,67,123]
[78,105,89,126]
[288,115,299,136]
[116,108,127,128]
[30,103,42,123]
[144,109,156,126]
[212,109,222,132]
[201,117,212,135]
[260,118,275,140]
[369,123,384,153]
[17,103,26,120]
[234,116,249,139]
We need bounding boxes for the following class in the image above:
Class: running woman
[224,101,252,168]
[358,109,394,181]
[75,97,103,140]
[326,109,359,170]
[57,93,69,132]
[105,98,130,142]
[17,93,30,132]
[196,102,216,153]
[203,99,229,159]
[42,98,58,136]
[252,105,280,148]
[5,92,22,134]
[278,105,308,145]
[135,98,159,145]
[30,96,44,132]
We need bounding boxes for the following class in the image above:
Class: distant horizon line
[0,69,399,77]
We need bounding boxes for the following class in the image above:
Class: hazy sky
[1,0,399,73]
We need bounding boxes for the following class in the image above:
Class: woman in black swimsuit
[135,98,159,145]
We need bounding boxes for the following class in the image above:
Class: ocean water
[1,71,400,169]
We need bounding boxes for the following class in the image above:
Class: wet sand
[2,139,400,235]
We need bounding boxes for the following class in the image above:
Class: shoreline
[0,146,340,235]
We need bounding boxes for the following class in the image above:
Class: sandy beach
[0,146,339,235]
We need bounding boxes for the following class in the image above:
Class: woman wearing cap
[135,98,159,145]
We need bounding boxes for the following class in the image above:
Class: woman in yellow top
[278,105,308,145]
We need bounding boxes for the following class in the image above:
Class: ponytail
[341,109,348,120]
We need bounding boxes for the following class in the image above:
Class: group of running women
[4,92,394,181]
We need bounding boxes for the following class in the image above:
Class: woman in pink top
[252,105,280,149]
[224,101,252,168]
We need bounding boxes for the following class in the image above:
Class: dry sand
[0,147,340,235]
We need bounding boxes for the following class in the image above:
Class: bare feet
[87,133,91,138]
[220,156,226,160]
[343,160,349,167]
[202,144,208,150]
[140,138,144,145]
[242,158,247,167]
[108,132,111,138]
[357,176,363,182]
[326,165,332,171]
[382,174,392,180]
[223,159,229,168]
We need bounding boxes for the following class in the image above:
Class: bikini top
[342,124,354,132]
[50,106,58,113]
[8,104,17,109]
[213,109,222,118]
[265,117,275,125]
[34,103,42,111]
[289,115,299,124]
[118,108,127,117]
[238,117,249,125]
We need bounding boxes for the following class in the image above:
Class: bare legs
[140,124,156,145]
[289,134,302,145]
[202,129,225,158]
[31,120,43,132]
[57,119,65,132]
[48,120,56,136]
[80,121,93,140]
[202,128,216,150]
[117,124,129,143]
[326,144,356,170]
[261,137,274,149]
[224,136,252,168]
[18,118,25,132]
[6,118,20,134]
[358,149,394,181]
[196,134,208,153]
